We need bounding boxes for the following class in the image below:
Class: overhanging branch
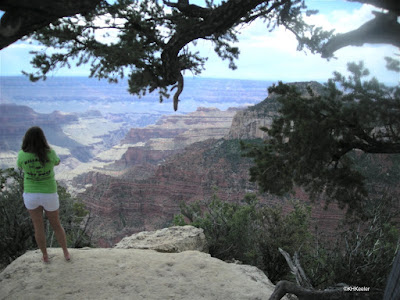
[160,0,277,109]
[348,0,400,15]
[0,0,102,50]
[321,11,400,58]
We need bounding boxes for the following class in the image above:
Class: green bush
[174,193,313,282]
[174,192,399,291]
[253,200,313,282]
[324,198,398,289]
[0,168,34,268]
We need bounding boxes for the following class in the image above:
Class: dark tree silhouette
[1,0,398,110]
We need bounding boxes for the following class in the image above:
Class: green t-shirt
[17,149,60,193]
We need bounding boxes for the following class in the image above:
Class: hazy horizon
[0,76,274,114]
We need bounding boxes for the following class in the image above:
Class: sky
[0,0,399,85]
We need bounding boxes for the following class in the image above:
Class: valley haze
[0,75,271,189]
[1,76,271,114]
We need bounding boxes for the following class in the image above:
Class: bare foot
[64,251,71,261]
[42,255,50,264]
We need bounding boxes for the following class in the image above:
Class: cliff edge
[0,226,280,300]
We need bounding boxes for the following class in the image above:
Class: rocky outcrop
[227,108,274,139]
[0,226,283,300]
[228,81,325,139]
[115,225,208,253]
[112,148,177,170]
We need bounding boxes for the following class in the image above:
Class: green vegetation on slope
[174,193,399,295]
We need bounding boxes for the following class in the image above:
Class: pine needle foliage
[243,61,400,213]
[24,0,332,106]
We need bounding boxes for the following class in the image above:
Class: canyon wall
[228,81,324,139]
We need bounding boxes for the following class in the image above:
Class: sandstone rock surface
[0,249,278,300]
[0,226,280,300]
[115,226,208,253]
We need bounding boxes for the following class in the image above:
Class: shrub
[323,198,398,289]
[174,193,313,282]
[174,192,399,291]
[0,168,34,268]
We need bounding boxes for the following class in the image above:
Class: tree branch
[270,248,383,300]
[278,248,313,289]
[351,140,400,153]
[0,0,102,50]
[348,0,400,15]
[160,0,274,109]
[321,11,400,58]
[268,280,380,300]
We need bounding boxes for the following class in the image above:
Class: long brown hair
[22,126,51,166]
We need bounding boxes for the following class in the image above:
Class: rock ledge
[0,226,282,300]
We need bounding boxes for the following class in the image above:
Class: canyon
[76,82,355,246]
[0,103,241,193]
[67,106,243,193]
[2,80,398,248]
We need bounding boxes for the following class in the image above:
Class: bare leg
[46,209,70,261]
[28,206,49,262]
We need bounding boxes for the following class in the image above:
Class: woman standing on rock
[17,126,70,263]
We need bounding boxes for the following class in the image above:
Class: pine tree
[243,61,400,212]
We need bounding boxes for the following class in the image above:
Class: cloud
[306,4,376,33]
[0,42,36,75]
[2,40,43,51]
[195,3,398,84]
[91,14,126,45]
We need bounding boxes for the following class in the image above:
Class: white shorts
[23,193,60,211]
